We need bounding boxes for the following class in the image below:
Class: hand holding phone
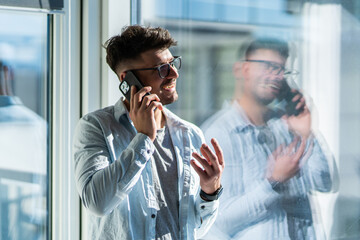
[120,71,163,141]
[119,71,150,102]
[277,79,304,116]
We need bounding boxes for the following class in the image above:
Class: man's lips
[162,80,176,90]
[260,83,281,90]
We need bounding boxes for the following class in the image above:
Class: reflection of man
[73,26,225,240]
[201,38,337,239]
[0,60,47,239]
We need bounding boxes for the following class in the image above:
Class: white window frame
[101,0,131,108]
[51,0,81,239]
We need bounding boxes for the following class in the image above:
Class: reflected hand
[129,86,163,142]
[268,137,306,183]
[190,138,225,194]
[283,91,312,139]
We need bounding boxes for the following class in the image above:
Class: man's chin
[161,92,178,106]
[256,95,276,106]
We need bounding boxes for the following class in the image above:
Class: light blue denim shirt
[200,101,337,240]
[73,99,218,240]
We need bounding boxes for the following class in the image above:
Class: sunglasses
[245,59,299,77]
[128,56,182,79]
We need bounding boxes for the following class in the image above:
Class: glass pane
[136,0,360,239]
[0,11,49,240]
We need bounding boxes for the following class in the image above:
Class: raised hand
[190,138,225,194]
[129,86,163,141]
[268,137,306,183]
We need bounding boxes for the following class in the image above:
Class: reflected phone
[119,71,149,101]
[277,79,304,116]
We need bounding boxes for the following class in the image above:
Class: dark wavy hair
[104,25,177,74]
[238,38,289,60]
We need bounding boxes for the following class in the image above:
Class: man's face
[243,49,287,105]
[123,48,179,106]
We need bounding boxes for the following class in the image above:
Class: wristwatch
[200,185,223,202]
[267,178,282,192]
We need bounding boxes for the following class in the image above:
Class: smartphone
[119,71,149,101]
[277,79,304,116]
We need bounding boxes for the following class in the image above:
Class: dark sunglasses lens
[159,64,170,78]
[158,58,181,78]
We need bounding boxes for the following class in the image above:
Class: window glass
[0,11,49,239]
[137,0,360,239]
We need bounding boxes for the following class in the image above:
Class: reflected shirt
[0,96,47,238]
[73,99,219,240]
[0,95,47,174]
[200,101,335,240]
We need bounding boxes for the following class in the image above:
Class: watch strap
[268,178,282,192]
[200,185,223,202]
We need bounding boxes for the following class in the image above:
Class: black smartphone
[119,71,149,101]
[277,79,304,116]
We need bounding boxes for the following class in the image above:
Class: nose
[167,64,179,79]
[268,72,284,82]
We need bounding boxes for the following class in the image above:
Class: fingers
[291,90,305,109]
[130,86,152,109]
[273,143,285,158]
[285,136,300,153]
[274,136,299,157]
[190,160,206,179]
[200,142,223,169]
[211,138,224,166]
[295,97,306,110]
[130,85,137,110]
[192,151,213,173]
[292,93,301,102]
[130,86,163,112]
[141,93,161,109]
[147,100,163,112]
[199,145,212,165]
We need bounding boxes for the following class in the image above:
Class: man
[201,38,337,239]
[73,25,225,240]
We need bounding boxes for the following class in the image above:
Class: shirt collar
[0,96,22,107]
[114,97,129,123]
[230,100,254,133]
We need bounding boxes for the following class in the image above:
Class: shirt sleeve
[195,193,220,238]
[72,115,154,216]
[300,134,339,193]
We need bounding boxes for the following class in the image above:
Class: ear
[233,61,242,79]
[240,61,250,80]
[118,72,127,82]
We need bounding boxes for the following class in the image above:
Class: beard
[254,94,275,106]
[160,91,179,106]
[252,84,277,106]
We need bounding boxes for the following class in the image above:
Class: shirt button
[201,205,205,209]
[147,149,151,154]
[151,214,156,218]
